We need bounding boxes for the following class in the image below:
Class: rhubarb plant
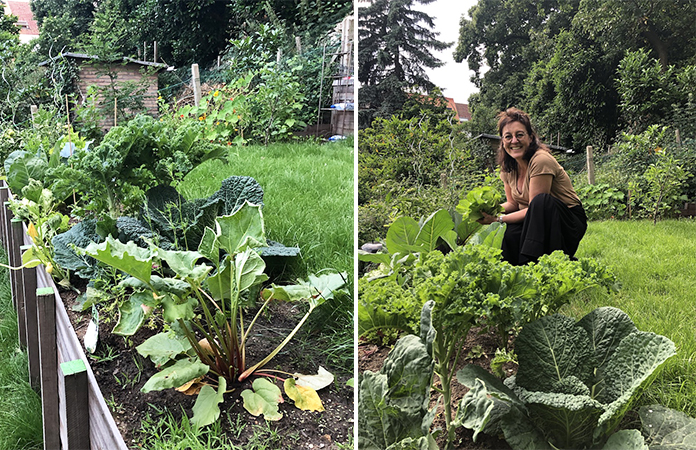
[81,201,346,426]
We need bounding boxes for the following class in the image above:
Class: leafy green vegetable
[639,404,696,448]
[52,219,103,279]
[455,186,504,222]
[457,307,676,449]
[358,301,437,450]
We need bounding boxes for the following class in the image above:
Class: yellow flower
[213,91,219,97]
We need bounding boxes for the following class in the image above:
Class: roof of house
[38,52,169,70]
[455,103,471,121]
[3,0,39,38]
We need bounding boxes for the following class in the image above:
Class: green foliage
[576,184,626,220]
[455,186,504,222]
[116,176,264,253]
[358,302,438,449]
[641,152,691,224]
[62,114,225,218]
[358,0,451,125]
[457,307,676,449]
[639,404,696,447]
[615,49,696,134]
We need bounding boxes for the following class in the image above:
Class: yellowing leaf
[27,222,38,239]
[284,378,324,412]
[294,366,334,391]
[176,376,204,395]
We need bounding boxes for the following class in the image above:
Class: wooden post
[22,259,40,389]
[11,219,27,347]
[60,359,90,450]
[276,48,282,64]
[114,98,118,127]
[295,36,302,54]
[143,42,147,62]
[30,105,38,124]
[191,64,201,107]
[153,41,158,63]
[676,128,682,147]
[37,286,60,450]
[586,145,595,185]
[0,185,8,252]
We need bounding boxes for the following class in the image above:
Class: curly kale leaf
[209,175,264,215]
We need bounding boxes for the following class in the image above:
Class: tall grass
[179,139,355,371]
[562,218,696,416]
[0,253,43,450]
[179,139,354,278]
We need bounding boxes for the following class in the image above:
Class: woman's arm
[479,174,553,225]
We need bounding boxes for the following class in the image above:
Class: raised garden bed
[2,181,354,449]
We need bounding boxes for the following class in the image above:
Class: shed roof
[39,52,170,70]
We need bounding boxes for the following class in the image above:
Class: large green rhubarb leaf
[192,377,227,427]
[112,292,153,336]
[241,378,283,421]
[136,331,192,367]
[82,236,153,285]
[215,202,266,254]
[141,358,208,392]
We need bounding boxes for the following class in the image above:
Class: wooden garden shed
[39,52,168,131]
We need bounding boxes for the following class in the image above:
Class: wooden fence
[0,181,128,450]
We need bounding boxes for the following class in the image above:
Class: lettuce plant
[456,307,676,449]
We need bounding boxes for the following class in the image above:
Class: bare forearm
[499,207,527,224]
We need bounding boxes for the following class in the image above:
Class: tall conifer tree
[358,0,451,126]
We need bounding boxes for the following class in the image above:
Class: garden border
[0,181,128,450]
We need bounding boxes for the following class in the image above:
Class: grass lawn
[179,139,354,279]
[562,218,696,417]
[0,253,43,450]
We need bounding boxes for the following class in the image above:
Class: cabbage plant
[456,307,676,449]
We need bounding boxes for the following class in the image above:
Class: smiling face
[501,121,531,162]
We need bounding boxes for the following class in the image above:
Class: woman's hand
[477,211,498,225]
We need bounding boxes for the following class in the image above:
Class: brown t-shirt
[501,150,581,209]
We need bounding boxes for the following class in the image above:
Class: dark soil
[61,284,354,450]
[358,327,515,450]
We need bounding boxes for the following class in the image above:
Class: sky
[415,0,481,104]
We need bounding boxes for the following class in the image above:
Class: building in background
[2,0,39,43]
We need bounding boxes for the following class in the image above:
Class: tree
[453,0,580,131]
[573,0,696,69]
[358,0,451,126]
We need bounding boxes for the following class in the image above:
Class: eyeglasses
[503,132,528,142]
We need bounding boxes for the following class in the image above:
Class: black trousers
[502,193,587,265]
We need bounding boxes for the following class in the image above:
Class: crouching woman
[479,108,587,265]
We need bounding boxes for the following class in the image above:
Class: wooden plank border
[2,181,127,450]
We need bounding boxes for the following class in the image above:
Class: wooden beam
[11,219,27,347]
[37,286,60,450]
[60,359,90,450]
[21,258,40,389]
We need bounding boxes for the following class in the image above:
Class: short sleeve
[528,151,559,178]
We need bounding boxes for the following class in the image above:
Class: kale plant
[358,301,438,450]
[457,307,676,449]
[63,114,226,218]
